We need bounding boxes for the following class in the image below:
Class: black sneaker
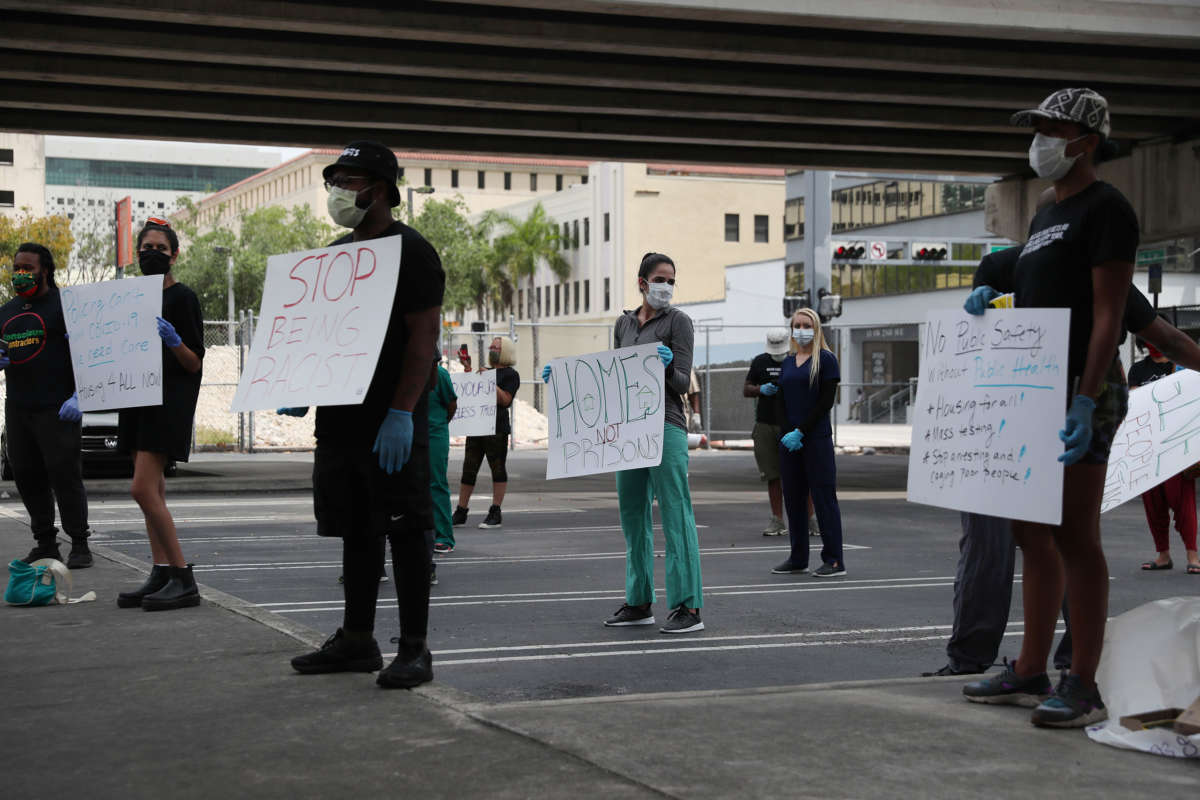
[1031,674,1108,728]
[478,505,502,529]
[451,506,468,526]
[433,541,453,555]
[291,629,383,674]
[771,560,809,575]
[22,542,63,564]
[660,605,704,634]
[963,659,1052,707]
[377,640,433,689]
[603,603,655,627]
[66,540,93,569]
[430,563,438,586]
[922,663,987,677]
[812,563,846,577]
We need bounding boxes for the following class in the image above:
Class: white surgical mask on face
[327,185,370,228]
[792,328,815,346]
[1028,132,1086,181]
[646,281,674,310]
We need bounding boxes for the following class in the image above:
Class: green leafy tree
[69,213,121,286]
[487,202,569,409]
[173,199,335,323]
[0,209,74,303]
[409,196,495,319]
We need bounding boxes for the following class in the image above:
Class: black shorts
[461,433,509,485]
[313,442,432,539]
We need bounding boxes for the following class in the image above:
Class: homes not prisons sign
[1102,369,1200,513]
[60,275,163,411]
[449,371,498,437]
[545,343,666,479]
[231,235,402,411]
[907,308,1070,525]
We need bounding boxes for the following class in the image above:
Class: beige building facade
[0,132,46,218]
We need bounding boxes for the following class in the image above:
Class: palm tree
[487,203,570,410]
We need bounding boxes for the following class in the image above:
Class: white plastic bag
[1086,597,1200,758]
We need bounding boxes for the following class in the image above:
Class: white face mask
[1028,132,1086,181]
[645,281,674,310]
[792,328,815,346]
[327,185,371,229]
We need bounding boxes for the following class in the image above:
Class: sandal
[1187,564,1200,575]
[1141,559,1173,570]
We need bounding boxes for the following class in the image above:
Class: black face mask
[139,248,172,276]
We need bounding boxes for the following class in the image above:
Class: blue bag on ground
[5,559,57,606]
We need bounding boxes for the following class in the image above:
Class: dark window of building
[603,213,610,242]
[785,263,805,296]
[554,284,561,316]
[725,213,739,242]
[754,214,769,243]
[138,201,145,209]
[88,199,95,206]
[530,173,537,191]
[784,197,804,240]
[537,286,542,317]
[563,283,570,315]
[397,167,404,180]
[57,197,64,205]
[584,279,590,312]
[451,169,459,188]
[573,280,580,314]
[604,277,610,311]
[555,174,563,191]
[581,174,589,184]
[504,172,512,190]
[44,157,259,192]
[517,289,524,320]
[424,168,432,187]
[158,202,165,209]
[478,170,486,189]
[67,212,74,220]
[0,190,14,207]
[583,217,590,246]
[0,148,13,165]
[562,222,570,249]
[572,220,579,248]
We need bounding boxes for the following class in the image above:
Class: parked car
[1,411,132,479]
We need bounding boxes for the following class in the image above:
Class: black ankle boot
[376,638,433,689]
[117,565,172,608]
[141,564,200,612]
[67,539,93,569]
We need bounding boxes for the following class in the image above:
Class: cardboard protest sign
[449,371,498,437]
[1102,369,1200,512]
[60,275,163,411]
[545,343,666,480]
[231,235,402,411]
[907,308,1070,525]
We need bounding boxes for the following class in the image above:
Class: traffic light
[911,242,948,260]
[817,288,842,322]
[833,241,866,260]
[782,290,812,318]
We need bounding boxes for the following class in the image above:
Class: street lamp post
[212,246,235,346]
[407,185,435,224]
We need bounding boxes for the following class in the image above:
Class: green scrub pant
[430,429,453,547]
[615,424,703,610]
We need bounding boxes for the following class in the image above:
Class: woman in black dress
[115,218,205,611]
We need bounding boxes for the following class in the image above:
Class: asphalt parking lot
[21,449,1198,703]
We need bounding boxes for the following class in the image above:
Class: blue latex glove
[0,348,8,371]
[781,428,805,452]
[156,316,182,348]
[657,344,673,367]
[373,409,413,474]
[541,364,552,383]
[963,285,1000,316]
[276,407,309,417]
[759,382,779,396]
[58,393,81,423]
[1058,394,1096,465]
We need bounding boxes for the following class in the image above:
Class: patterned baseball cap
[1011,88,1110,138]
[765,327,790,355]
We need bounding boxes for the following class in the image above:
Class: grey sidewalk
[3,524,1197,798]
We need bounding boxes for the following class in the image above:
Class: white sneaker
[761,516,787,536]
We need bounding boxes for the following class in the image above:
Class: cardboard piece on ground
[1119,709,1185,731]
[544,343,666,480]
[59,275,163,411]
[907,308,1070,525]
[449,371,498,437]
[231,235,402,411]
[1177,697,1200,736]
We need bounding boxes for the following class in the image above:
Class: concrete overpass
[0,0,1197,178]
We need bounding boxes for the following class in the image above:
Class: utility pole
[213,246,235,345]
[408,185,435,224]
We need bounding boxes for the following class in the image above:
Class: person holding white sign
[961,89,1136,728]
[287,142,443,690]
[770,308,845,578]
[600,252,704,634]
[1,243,91,569]
[452,337,520,530]
[115,219,206,611]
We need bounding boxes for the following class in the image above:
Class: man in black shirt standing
[744,328,789,536]
[0,243,90,568]
[286,142,444,689]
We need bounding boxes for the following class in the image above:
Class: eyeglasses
[324,175,373,191]
[145,216,171,228]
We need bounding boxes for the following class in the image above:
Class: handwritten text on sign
[545,343,665,480]
[231,235,402,411]
[60,275,163,412]
[1102,369,1200,512]
[449,372,498,437]
[907,309,1069,525]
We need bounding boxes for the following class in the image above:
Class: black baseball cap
[322,140,401,207]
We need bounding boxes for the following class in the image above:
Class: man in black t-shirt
[1127,342,1175,388]
[0,243,91,568]
[286,141,444,689]
[453,336,520,529]
[744,328,789,536]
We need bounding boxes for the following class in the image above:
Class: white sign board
[1102,369,1200,513]
[869,241,887,260]
[60,275,163,411]
[545,343,666,480]
[449,371,498,437]
[907,309,1070,525]
[231,235,403,411]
